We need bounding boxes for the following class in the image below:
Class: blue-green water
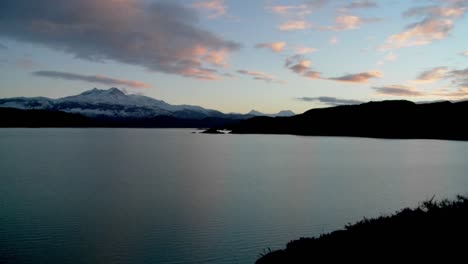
[1,128,468,264]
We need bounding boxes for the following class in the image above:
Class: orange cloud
[268,4,311,16]
[433,87,468,99]
[278,20,310,31]
[193,0,226,18]
[202,49,229,67]
[255,42,287,53]
[334,15,362,30]
[381,18,453,50]
[329,71,383,83]
[293,46,318,54]
[380,3,466,50]
[412,67,448,83]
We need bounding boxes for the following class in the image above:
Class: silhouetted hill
[0,107,242,128]
[0,107,98,127]
[256,196,468,263]
[229,100,468,140]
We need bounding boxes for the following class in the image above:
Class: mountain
[0,88,244,120]
[247,109,295,117]
[229,100,468,141]
[0,88,296,128]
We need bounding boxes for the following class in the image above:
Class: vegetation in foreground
[256,196,468,263]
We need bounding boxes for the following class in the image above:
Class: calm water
[1,129,468,264]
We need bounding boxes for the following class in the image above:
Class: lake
[1,128,468,264]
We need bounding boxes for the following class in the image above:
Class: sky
[0,0,467,114]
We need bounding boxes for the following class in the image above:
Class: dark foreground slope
[0,107,242,128]
[0,107,98,127]
[257,196,468,263]
[230,100,468,140]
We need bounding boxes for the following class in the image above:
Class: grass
[256,195,468,263]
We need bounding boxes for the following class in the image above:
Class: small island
[201,128,225,134]
[256,196,468,263]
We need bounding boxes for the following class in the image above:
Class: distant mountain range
[229,100,468,141]
[0,88,295,128]
[0,87,295,120]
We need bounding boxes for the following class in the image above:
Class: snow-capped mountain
[0,88,294,120]
[247,109,295,117]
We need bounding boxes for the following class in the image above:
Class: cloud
[269,1,329,31]
[312,16,380,31]
[193,0,227,19]
[380,3,467,50]
[255,42,286,53]
[432,87,468,99]
[0,0,241,80]
[278,20,311,31]
[268,4,311,17]
[285,55,321,79]
[296,96,364,106]
[412,67,448,83]
[267,0,328,17]
[403,6,465,18]
[461,51,468,56]
[448,67,468,79]
[330,36,338,44]
[380,18,454,50]
[293,46,318,54]
[377,52,397,65]
[328,71,383,83]
[0,43,7,49]
[330,15,363,30]
[373,85,425,97]
[33,70,150,88]
[237,69,284,84]
[16,58,39,69]
[344,1,377,9]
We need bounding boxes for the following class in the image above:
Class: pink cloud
[193,0,227,18]
[330,36,338,45]
[0,1,241,80]
[278,20,310,31]
[380,18,454,50]
[293,46,318,54]
[314,15,380,31]
[380,3,466,50]
[377,52,397,65]
[412,67,448,83]
[373,85,425,96]
[329,71,383,83]
[255,42,287,53]
[285,55,321,79]
[237,69,285,84]
[33,70,151,88]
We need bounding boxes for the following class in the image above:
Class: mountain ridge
[228,99,468,141]
[0,88,295,120]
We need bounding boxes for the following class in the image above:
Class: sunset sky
[0,0,467,114]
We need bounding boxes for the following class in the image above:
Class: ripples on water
[1,129,467,263]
